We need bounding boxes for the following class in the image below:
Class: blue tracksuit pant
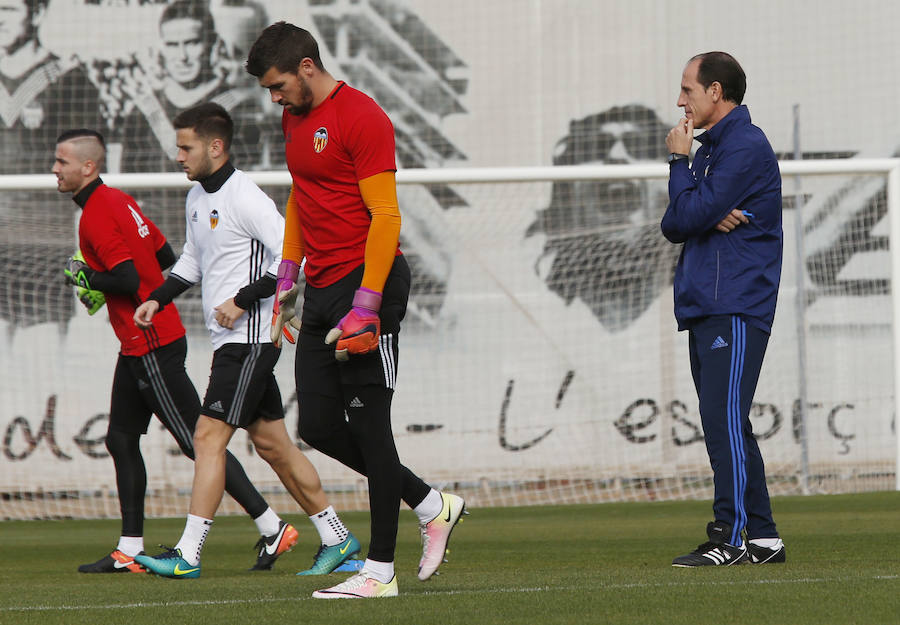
[689,315,779,545]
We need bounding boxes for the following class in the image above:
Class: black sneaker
[250,521,298,571]
[672,522,748,567]
[78,549,146,573]
[748,539,786,564]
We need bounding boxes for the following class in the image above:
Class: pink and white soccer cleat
[312,571,398,599]
[417,492,467,581]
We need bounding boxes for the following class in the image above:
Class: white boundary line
[3,575,897,613]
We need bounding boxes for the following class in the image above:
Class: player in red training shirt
[54,129,298,574]
[246,23,466,599]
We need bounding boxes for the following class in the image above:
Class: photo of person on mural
[0,0,102,173]
[526,104,681,332]
[105,0,278,173]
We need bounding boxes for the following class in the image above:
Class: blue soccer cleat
[135,546,201,579]
[296,533,361,576]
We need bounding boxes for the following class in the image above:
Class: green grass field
[1,492,898,625]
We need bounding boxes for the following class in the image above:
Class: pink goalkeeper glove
[271,260,302,347]
[325,287,382,361]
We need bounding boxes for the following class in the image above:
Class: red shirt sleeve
[344,102,397,181]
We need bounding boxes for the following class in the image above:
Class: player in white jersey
[132,102,360,578]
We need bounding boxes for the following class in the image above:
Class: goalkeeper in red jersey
[246,23,467,599]
[54,128,297,573]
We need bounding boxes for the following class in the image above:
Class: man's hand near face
[666,117,694,156]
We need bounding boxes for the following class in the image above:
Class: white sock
[253,507,282,537]
[362,558,394,584]
[413,489,443,524]
[310,505,349,546]
[117,536,144,557]
[175,514,213,566]
[749,537,783,548]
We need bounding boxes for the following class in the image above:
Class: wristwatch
[668,153,689,165]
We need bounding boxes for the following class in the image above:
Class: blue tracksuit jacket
[661,105,783,332]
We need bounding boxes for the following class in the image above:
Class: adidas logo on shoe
[349,397,364,408]
[711,336,729,350]
[208,400,224,412]
[672,521,748,567]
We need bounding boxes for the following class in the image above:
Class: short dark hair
[173,102,233,152]
[5,1,49,49]
[27,0,49,16]
[691,51,747,105]
[246,21,324,77]
[56,128,106,149]
[160,0,216,44]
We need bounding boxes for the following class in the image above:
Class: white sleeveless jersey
[170,169,283,349]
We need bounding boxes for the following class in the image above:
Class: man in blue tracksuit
[662,51,785,567]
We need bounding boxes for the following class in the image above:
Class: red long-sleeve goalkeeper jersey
[77,180,185,356]
[281,81,399,287]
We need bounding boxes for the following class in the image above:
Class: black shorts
[202,342,284,429]
[109,336,199,452]
[297,255,410,397]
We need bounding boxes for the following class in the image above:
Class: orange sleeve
[358,171,401,293]
[282,185,305,264]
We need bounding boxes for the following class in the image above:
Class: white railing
[5,158,899,188]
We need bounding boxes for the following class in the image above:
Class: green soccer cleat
[134,546,201,579]
[296,533,361,576]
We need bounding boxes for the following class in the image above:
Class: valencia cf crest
[313,127,328,153]
[210,209,219,229]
